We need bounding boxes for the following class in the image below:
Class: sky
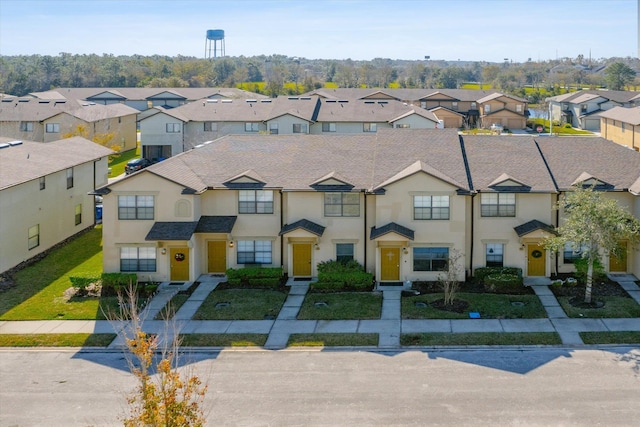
[0,0,637,62]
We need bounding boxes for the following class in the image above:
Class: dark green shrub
[69,276,100,290]
[317,259,363,273]
[484,273,523,293]
[225,267,283,287]
[314,260,373,291]
[473,267,522,284]
[101,273,137,295]
[573,257,605,285]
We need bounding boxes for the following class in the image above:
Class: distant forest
[1,53,637,103]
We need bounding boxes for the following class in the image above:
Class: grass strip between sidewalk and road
[180,334,267,347]
[288,333,379,347]
[580,331,640,344]
[400,332,562,346]
[0,333,116,347]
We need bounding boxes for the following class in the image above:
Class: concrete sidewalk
[2,274,640,349]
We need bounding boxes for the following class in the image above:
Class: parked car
[125,158,152,175]
[490,123,504,134]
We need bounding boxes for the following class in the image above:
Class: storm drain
[510,301,525,307]
[264,314,276,320]
[314,301,329,308]
[215,302,231,308]
[414,301,428,308]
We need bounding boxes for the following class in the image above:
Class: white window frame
[118,195,155,220]
[245,122,259,132]
[480,193,515,217]
[413,247,449,272]
[120,247,156,272]
[363,123,377,132]
[28,224,40,250]
[204,121,217,132]
[166,123,181,133]
[20,121,34,132]
[322,122,336,132]
[485,243,504,267]
[413,195,450,220]
[238,190,274,214]
[324,192,360,217]
[45,123,60,133]
[66,168,74,189]
[237,240,272,264]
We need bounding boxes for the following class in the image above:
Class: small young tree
[544,186,640,303]
[439,249,464,306]
[110,286,208,426]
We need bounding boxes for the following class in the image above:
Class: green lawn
[0,227,109,320]
[402,293,547,319]
[192,288,288,320]
[556,296,640,318]
[288,333,378,347]
[580,331,640,344]
[180,333,267,347]
[401,332,561,346]
[0,333,116,347]
[297,292,382,320]
[527,118,594,135]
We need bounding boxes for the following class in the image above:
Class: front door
[170,247,190,281]
[609,241,627,272]
[380,247,400,281]
[293,244,312,276]
[207,241,227,273]
[527,244,545,276]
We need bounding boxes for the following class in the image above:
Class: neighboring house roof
[535,136,640,191]
[476,92,527,104]
[547,90,638,104]
[0,98,138,122]
[568,93,605,104]
[304,88,507,103]
[279,219,326,236]
[463,136,556,192]
[514,220,557,237]
[315,99,438,124]
[0,136,114,191]
[29,87,267,103]
[598,106,640,126]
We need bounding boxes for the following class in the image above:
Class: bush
[225,267,283,287]
[101,273,137,295]
[473,267,522,284]
[314,260,373,291]
[573,257,606,285]
[484,273,523,293]
[69,276,100,290]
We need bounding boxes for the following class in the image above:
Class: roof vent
[300,97,311,100]
[260,99,272,103]
[9,140,23,146]
[18,99,29,102]
[38,100,50,104]
[338,100,348,103]
[207,99,218,103]
[221,99,232,103]
[0,143,10,149]
[288,97,299,100]
[378,101,388,104]
[246,99,257,103]
[326,100,337,103]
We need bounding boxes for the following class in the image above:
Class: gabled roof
[514,220,557,237]
[222,169,267,189]
[145,221,198,241]
[194,216,237,233]
[279,219,326,236]
[488,173,530,190]
[547,90,638,105]
[571,172,612,189]
[370,222,414,240]
[428,106,465,117]
[598,106,640,126]
[0,98,138,122]
[0,137,114,191]
[476,92,527,104]
[389,109,439,124]
[373,160,465,191]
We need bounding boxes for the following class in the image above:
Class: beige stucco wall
[601,118,639,150]
[0,158,106,274]
[472,193,555,277]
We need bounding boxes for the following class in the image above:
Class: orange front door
[207,241,227,273]
[380,247,400,281]
[170,247,189,281]
[293,244,312,276]
[527,244,545,276]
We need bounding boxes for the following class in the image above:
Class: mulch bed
[408,280,534,295]
[550,279,630,309]
[428,298,470,313]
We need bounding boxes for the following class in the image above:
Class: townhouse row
[98,129,640,283]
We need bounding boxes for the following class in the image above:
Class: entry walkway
[2,275,640,349]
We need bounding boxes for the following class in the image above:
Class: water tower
[205,29,225,59]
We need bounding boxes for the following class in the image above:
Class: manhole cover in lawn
[264,314,276,320]
[314,301,328,308]
[414,301,428,308]
[510,301,525,307]
[215,302,231,308]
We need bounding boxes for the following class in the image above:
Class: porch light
[161,248,167,255]
[229,241,234,248]
[314,243,320,250]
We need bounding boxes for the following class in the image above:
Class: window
[269,123,278,134]
[239,190,273,214]
[39,176,45,190]
[293,123,308,133]
[581,104,587,113]
[120,247,156,272]
[413,247,448,271]
[486,243,504,267]
[166,123,181,133]
[563,242,588,264]
[480,193,515,217]
[452,101,458,110]
[66,168,74,189]
[336,243,354,263]
[471,102,477,109]
[413,195,449,220]
[20,121,33,132]
[516,104,522,112]
[118,195,154,220]
[363,123,377,132]
[621,122,626,133]
[484,105,491,114]
[324,192,360,217]
[245,122,259,132]
[420,101,426,108]
[45,123,60,133]
[74,204,82,226]
[237,240,272,264]
[28,224,39,250]
[395,123,410,128]
[322,122,336,132]
[204,122,217,132]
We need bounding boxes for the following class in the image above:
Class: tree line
[0,53,636,100]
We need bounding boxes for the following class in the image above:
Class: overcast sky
[0,0,636,62]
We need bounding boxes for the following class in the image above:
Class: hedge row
[226,267,283,287]
[314,260,373,291]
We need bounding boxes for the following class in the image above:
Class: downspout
[280,190,284,269]
[93,160,97,225]
[555,192,561,275]
[363,191,368,272]
[469,193,475,279]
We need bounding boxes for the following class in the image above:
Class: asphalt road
[1,347,639,426]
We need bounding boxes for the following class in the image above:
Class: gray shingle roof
[547,90,638,104]
[194,216,237,233]
[0,98,138,122]
[598,106,640,126]
[145,222,199,241]
[370,222,415,240]
[0,137,114,191]
[279,219,326,236]
[514,220,557,237]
